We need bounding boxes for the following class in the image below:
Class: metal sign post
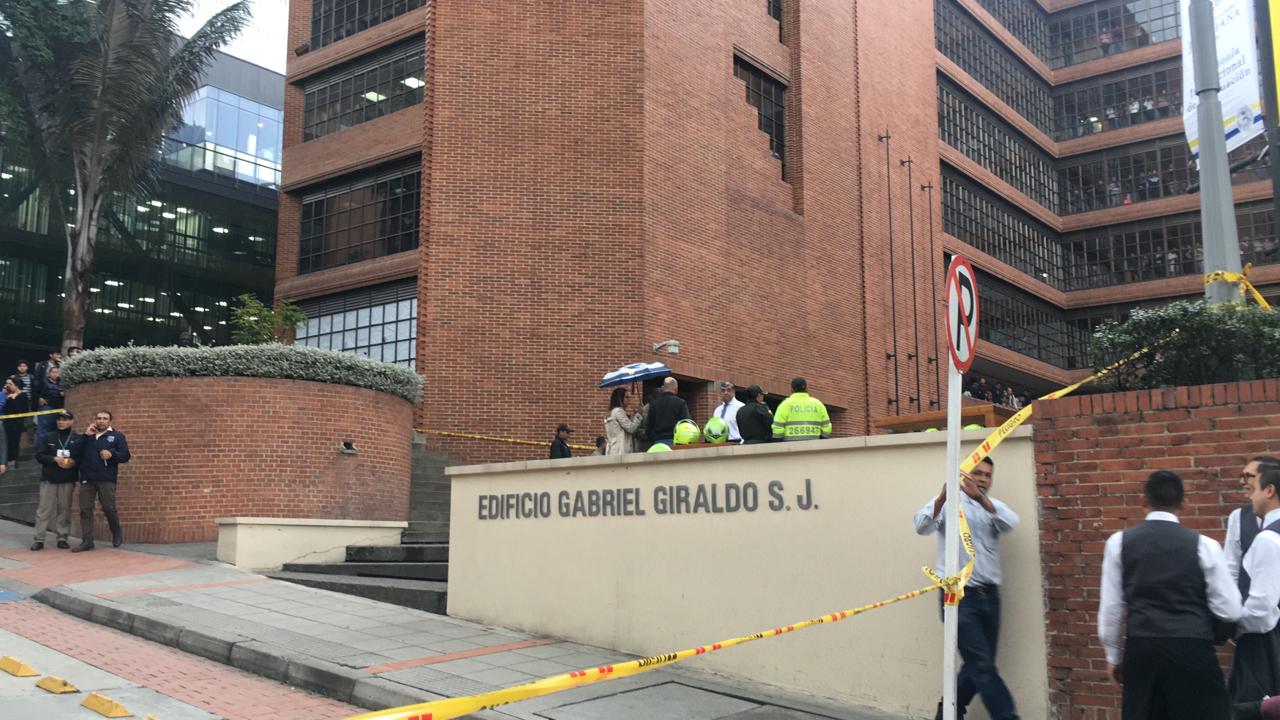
[941,256,979,720]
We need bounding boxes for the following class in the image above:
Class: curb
[32,586,442,712]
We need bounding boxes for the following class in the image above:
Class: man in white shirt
[1225,457,1280,586]
[914,457,1020,720]
[1230,465,1280,706]
[711,381,744,444]
[1097,470,1241,720]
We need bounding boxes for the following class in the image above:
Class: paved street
[0,518,913,720]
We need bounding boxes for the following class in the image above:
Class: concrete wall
[216,517,406,571]
[447,431,1049,719]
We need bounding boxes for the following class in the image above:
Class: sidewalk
[0,519,911,720]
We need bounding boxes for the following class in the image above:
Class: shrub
[1089,300,1280,390]
[59,344,423,403]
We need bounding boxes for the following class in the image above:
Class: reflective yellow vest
[771,392,832,441]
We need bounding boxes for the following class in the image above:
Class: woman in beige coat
[604,387,643,455]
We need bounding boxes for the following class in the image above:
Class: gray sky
[178,0,288,74]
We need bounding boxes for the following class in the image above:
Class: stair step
[345,544,448,563]
[266,572,447,614]
[280,561,448,582]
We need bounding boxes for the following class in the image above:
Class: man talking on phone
[73,410,130,552]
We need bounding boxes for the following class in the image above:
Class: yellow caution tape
[363,342,1164,720]
[417,428,595,452]
[347,513,973,720]
[0,407,64,421]
[1205,264,1271,309]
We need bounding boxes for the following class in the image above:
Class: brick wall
[64,377,413,543]
[1032,379,1280,718]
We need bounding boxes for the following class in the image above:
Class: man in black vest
[1098,470,1242,720]
[1231,464,1280,711]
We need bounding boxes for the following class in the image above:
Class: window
[973,269,1092,369]
[298,160,421,274]
[109,195,277,271]
[1063,202,1274,289]
[935,0,1053,132]
[973,0,1050,60]
[1059,134,1267,213]
[733,56,787,170]
[938,78,1059,211]
[1047,0,1180,69]
[295,280,418,368]
[164,86,283,189]
[942,168,1067,288]
[768,0,782,22]
[303,40,426,141]
[1051,60,1182,141]
[310,0,425,50]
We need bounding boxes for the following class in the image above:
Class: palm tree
[0,0,250,352]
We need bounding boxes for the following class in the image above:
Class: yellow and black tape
[354,338,1166,720]
[0,408,66,421]
[347,516,976,720]
[1204,264,1271,309]
[416,429,595,453]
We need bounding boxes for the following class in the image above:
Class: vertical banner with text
[1182,0,1264,158]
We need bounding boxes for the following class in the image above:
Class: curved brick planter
[64,376,412,543]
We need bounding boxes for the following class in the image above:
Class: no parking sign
[944,256,979,374]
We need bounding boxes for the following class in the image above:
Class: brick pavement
[0,546,191,588]
[0,600,359,720]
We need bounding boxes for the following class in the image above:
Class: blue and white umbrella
[599,362,671,388]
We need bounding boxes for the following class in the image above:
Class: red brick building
[277,0,1277,462]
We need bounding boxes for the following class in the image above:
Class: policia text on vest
[772,378,833,442]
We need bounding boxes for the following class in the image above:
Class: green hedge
[1090,300,1280,390]
[60,345,423,403]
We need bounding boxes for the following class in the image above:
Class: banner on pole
[1181,0,1264,159]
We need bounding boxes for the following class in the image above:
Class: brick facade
[1032,379,1280,718]
[64,377,413,543]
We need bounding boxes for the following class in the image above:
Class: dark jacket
[79,428,130,483]
[645,391,692,443]
[37,381,64,410]
[736,400,774,444]
[2,392,30,426]
[549,436,572,459]
[36,428,85,484]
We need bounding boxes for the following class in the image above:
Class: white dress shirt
[1097,511,1242,665]
[714,398,745,442]
[914,492,1019,587]
[1240,507,1280,635]
[1226,506,1264,585]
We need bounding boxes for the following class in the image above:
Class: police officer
[32,411,84,550]
[771,377,832,441]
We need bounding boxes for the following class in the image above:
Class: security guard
[771,377,832,441]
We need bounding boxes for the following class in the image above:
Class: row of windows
[1052,60,1181,141]
[938,79,1059,210]
[976,269,1093,369]
[1046,0,1180,68]
[310,0,423,50]
[942,170,1067,289]
[295,280,418,368]
[733,56,787,168]
[935,0,1053,132]
[303,40,425,141]
[1060,134,1269,214]
[974,0,1050,59]
[299,161,421,275]
[1064,202,1275,289]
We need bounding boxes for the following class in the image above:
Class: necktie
[719,403,728,419]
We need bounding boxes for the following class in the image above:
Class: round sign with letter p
[944,256,979,374]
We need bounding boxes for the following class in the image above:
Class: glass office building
[0,52,283,365]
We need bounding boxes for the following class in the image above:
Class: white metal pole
[941,361,963,720]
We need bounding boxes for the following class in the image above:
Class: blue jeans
[940,588,1019,720]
